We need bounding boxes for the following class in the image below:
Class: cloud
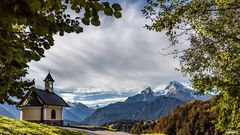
[56,88,138,107]
[26,1,188,92]
[71,97,128,107]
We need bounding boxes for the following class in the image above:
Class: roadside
[59,126,132,135]
[58,126,98,135]
[94,131,132,135]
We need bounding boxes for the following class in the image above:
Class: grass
[0,116,85,135]
[73,125,117,131]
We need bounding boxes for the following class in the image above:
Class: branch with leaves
[143,0,240,132]
[0,0,122,105]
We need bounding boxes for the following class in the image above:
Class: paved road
[59,127,132,135]
[94,131,132,135]
[60,127,98,135]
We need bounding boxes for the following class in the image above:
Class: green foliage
[130,121,156,134]
[143,0,240,131]
[131,100,222,135]
[0,116,84,135]
[103,120,140,133]
[0,0,121,105]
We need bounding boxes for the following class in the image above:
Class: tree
[143,0,240,132]
[0,0,121,104]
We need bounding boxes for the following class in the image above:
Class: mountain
[125,87,158,103]
[0,104,20,119]
[155,81,213,102]
[82,81,213,125]
[0,106,15,118]
[82,101,148,125]
[91,104,101,109]
[136,96,184,120]
[82,94,184,125]
[64,102,95,123]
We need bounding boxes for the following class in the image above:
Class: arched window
[51,109,56,119]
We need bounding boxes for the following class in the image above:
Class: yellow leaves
[200,28,207,35]
[214,0,236,6]
[12,23,23,33]
[218,53,229,60]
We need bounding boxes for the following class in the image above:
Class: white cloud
[74,97,128,107]
[26,1,188,93]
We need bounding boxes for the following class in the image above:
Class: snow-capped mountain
[82,93,184,125]
[155,80,213,102]
[91,104,101,109]
[125,87,158,103]
[126,81,212,103]
[141,87,154,95]
[82,81,214,125]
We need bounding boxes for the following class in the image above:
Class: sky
[26,0,190,107]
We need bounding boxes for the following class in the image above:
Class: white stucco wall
[20,106,63,121]
[20,107,41,121]
[45,106,63,120]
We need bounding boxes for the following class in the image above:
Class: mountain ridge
[81,95,184,125]
[0,81,213,125]
[82,81,213,125]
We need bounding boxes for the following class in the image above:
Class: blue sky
[25,0,190,106]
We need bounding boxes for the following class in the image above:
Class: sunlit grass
[0,116,85,135]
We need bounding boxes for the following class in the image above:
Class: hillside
[0,116,84,135]
[130,100,222,135]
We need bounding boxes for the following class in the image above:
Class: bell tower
[44,70,55,92]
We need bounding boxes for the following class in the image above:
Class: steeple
[44,70,54,92]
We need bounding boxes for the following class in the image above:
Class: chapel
[19,72,69,126]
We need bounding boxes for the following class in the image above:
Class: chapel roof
[19,89,69,107]
[44,72,55,82]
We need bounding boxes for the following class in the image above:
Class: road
[93,131,132,135]
[60,126,132,135]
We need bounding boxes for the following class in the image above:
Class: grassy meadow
[0,116,84,135]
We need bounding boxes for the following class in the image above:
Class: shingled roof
[20,89,69,107]
[44,72,55,82]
